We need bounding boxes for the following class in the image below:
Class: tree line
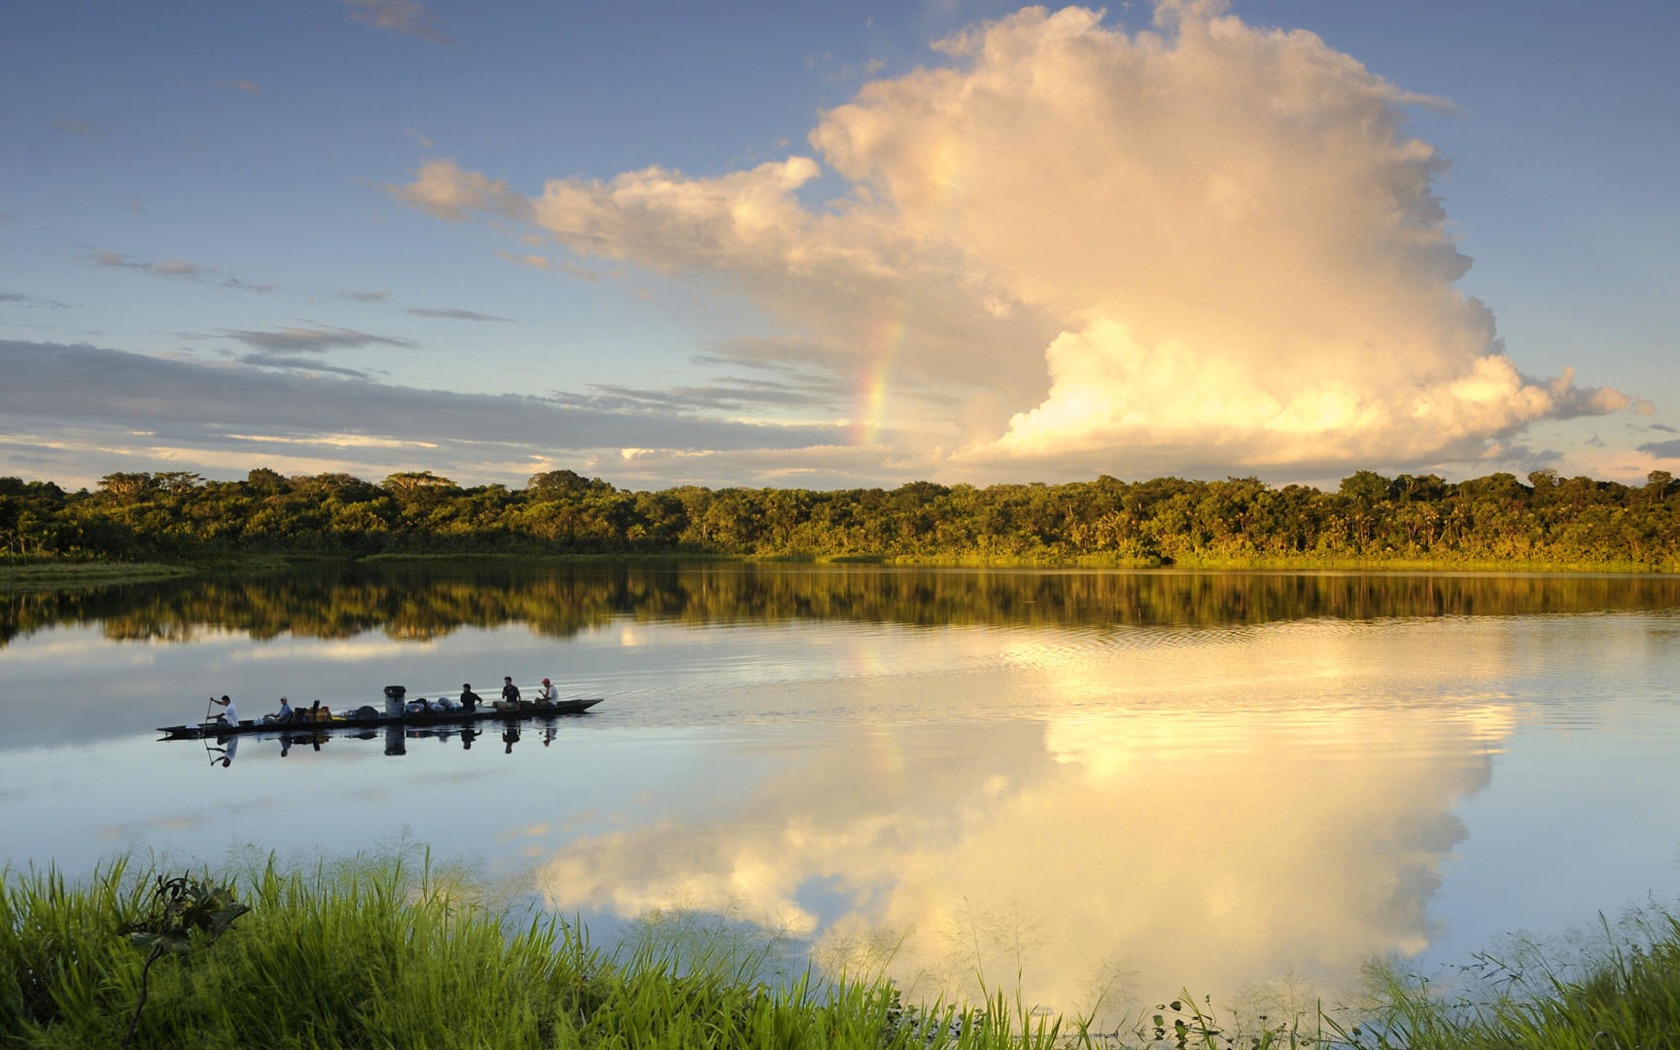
[1,466,1676,570]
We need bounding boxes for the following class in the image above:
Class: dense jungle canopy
[1,467,1676,570]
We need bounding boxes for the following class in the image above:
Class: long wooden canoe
[157,696,604,740]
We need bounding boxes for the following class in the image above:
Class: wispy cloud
[495,252,603,283]
[499,252,552,270]
[221,325,416,353]
[147,258,209,279]
[341,289,393,303]
[566,376,838,415]
[218,79,261,95]
[1,291,72,310]
[1637,439,1680,460]
[91,250,276,292]
[235,353,378,379]
[94,251,211,280]
[345,0,453,45]
[405,307,512,322]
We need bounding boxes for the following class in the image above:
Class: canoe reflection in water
[158,683,604,766]
[186,716,574,760]
[159,692,603,740]
[279,732,327,758]
[160,684,603,764]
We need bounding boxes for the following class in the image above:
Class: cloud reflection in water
[533,622,1517,1022]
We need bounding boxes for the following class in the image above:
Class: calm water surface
[3,564,1679,1023]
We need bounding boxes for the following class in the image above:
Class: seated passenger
[495,676,521,712]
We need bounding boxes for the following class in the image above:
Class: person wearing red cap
[535,677,558,704]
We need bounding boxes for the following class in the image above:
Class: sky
[2,0,1677,494]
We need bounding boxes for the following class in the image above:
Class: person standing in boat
[211,695,238,726]
[535,677,558,704]
[460,683,481,713]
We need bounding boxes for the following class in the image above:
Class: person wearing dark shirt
[460,683,482,712]
[501,676,520,703]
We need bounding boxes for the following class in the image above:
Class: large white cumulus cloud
[395,1,1627,476]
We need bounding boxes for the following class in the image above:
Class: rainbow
[852,311,906,447]
[848,131,975,448]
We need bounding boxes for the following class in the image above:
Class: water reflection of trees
[4,563,1678,648]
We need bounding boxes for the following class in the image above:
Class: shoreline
[5,551,1679,591]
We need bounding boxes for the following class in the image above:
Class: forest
[1,466,1676,571]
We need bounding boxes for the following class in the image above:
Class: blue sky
[3,0,1676,492]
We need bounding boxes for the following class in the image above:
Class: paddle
[199,697,217,761]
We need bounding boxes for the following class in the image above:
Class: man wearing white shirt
[211,694,238,725]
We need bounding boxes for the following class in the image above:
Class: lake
[3,562,1679,1028]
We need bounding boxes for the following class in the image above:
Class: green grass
[0,561,195,591]
[0,854,1067,1050]
[5,550,1672,582]
[5,856,1679,1050]
[1342,912,1680,1050]
[355,550,744,566]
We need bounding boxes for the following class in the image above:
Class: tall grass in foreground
[0,854,1065,1049]
[3,856,1678,1049]
[1351,911,1680,1050]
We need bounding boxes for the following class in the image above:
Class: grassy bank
[1,855,1066,1050]
[7,550,1677,583]
[5,858,1679,1049]
[0,561,195,591]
